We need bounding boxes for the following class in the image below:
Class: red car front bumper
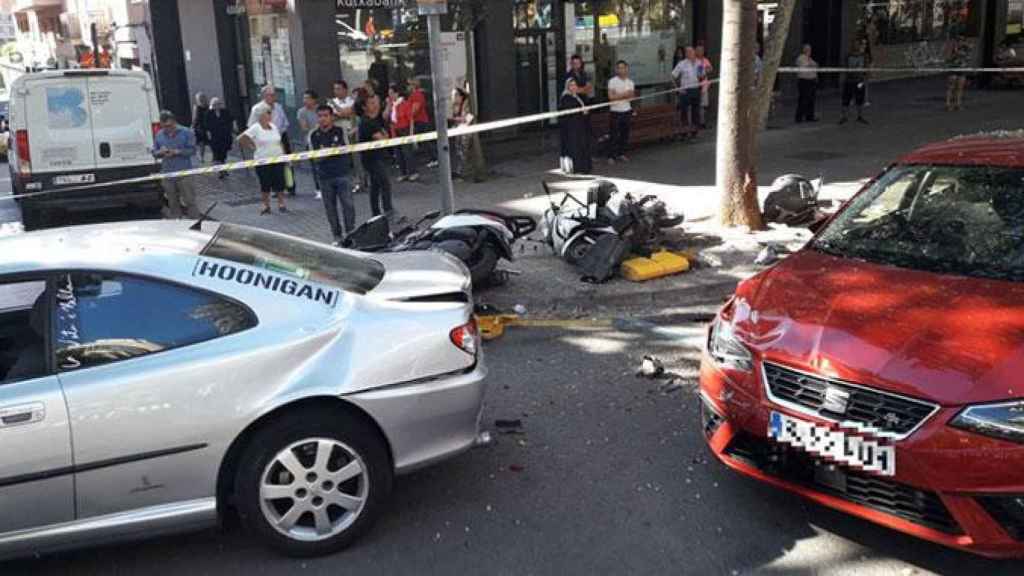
[699,353,1024,559]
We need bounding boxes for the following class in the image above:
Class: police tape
[6,84,690,201]
[8,64,1024,202]
[779,66,1024,74]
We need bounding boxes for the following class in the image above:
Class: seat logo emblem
[822,386,851,414]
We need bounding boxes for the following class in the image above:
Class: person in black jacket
[192,92,210,163]
[206,98,235,179]
[558,77,592,174]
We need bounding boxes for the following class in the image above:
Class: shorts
[255,164,285,193]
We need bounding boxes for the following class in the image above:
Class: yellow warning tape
[8,84,691,201]
[13,63,1021,202]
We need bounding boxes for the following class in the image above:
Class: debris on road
[621,250,691,282]
[754,245,784,266]
[698,252,724,268]
[637,355,665,378]
[660,380,684,394]
[494,419,524,435]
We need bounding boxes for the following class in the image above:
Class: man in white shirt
[671,46,701,137]
[606,60,635,164]
[248,85,295,195]
[795,44,820,123]
[329,79,365,194]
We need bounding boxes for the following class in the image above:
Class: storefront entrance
[514,30,558,116]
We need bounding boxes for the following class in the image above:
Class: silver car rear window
[202,224,384,294]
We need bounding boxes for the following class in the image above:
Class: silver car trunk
[368,251,473,302]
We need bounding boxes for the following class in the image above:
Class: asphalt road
[3,317,1020,576]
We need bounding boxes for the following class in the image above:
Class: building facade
[111,0,1006,137]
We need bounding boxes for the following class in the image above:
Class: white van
[9,69,162,229]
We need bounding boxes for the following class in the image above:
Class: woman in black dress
[206,97,235,179]
[192,92,210,163]
[558,77,592,174]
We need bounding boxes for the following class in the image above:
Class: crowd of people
[154,75,476,246]
[558,43,715,176]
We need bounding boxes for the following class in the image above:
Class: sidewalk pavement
[193,77,1024,316]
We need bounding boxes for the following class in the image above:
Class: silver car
[0,220,487,558]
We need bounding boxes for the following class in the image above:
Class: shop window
[336,5,437,100]
[514,1,554,30]
[860,0,975,46]
[574,1,691,92]
[1009,0,1024,36]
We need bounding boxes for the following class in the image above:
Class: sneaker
[426,160,439,168]
[397,175,408,182]
[618,155,630,163]
[408,173,421,182]
[331,237,343,247]
[839,117,849,125]
[856,116,869,125]
[314,190,322,200]
[607,157,616,166]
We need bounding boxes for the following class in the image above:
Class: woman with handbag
[558,77,592,174]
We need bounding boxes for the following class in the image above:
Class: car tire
[233,409,392,557]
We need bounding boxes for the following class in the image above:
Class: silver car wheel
[258,437,369,542]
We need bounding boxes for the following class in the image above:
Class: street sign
[226,5,246,15]
[417,0,447,16]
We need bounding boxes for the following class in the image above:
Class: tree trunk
[716,0,763,229]
[753,0,797,132]
[464,26,488,182]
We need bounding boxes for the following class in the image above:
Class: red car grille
[725,433,962,535]
[763,362,938,437]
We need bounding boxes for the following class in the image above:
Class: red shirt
[409,88,430,125]
[391,98,413,134]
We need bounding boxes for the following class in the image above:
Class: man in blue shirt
[153,110,200,219]
[309,104,354,245]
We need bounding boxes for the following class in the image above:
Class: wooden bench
[590,103,679,152]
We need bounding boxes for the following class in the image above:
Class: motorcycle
[343,209,536,287]
[541,179,684,264]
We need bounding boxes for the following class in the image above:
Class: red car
[700,134,1024,558]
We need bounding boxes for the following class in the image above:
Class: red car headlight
[950,400,1024,443]
[708,315,753,373]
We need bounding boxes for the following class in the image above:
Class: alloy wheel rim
[259,437,369,542]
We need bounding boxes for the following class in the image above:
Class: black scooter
[343,209,536,287]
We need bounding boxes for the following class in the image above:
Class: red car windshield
[813,164,1024,282]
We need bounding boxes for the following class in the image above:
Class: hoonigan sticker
[193,259,338,307]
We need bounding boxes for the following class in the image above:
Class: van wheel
[233,410,392,557]
[20,204,48,231]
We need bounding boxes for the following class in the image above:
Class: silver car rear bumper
[346,361,488,474]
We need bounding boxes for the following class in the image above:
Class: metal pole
[427,14,455,215]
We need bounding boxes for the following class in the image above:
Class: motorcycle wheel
[564,237,593,265]
[467,243,500,288]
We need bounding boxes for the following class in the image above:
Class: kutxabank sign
[336,0,404,8]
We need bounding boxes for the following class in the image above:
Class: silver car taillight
[450,319,479,357]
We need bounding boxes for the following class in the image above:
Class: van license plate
[54,174,95,185]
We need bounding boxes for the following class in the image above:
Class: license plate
[53,174,95,185]
[769,411,896,476]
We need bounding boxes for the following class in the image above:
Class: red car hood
[740,249,1024,406]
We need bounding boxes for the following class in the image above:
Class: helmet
[763,174,818,225]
